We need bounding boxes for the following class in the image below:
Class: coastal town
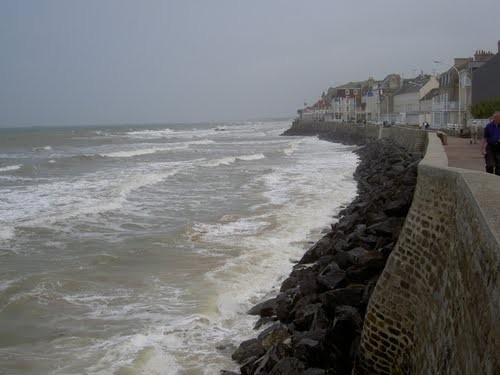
[299,40,500,130]
[227,41,500,375]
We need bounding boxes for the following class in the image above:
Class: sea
[0,120,359,375]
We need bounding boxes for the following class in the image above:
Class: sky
[1,0,499,127]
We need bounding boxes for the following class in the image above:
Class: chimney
[474,50,494,62]
[453,57,473,67]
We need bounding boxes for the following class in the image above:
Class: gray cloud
[1,0,498,126]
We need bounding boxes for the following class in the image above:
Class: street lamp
[409,81,424,125]
[408,81,423,87]
[434,60,462,127]
[379,92,389,122]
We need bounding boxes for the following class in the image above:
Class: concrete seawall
[287,120,426,153]
[288,121,499,374]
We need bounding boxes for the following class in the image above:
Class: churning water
[0,121,358,374]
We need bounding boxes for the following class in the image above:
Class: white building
[393,76,439,125]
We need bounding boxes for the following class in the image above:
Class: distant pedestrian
[481,111,500,175]
[470,120,479,144]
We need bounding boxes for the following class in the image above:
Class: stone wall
[286,121,380,141]
[357,133,500,374]
[287,121,426,153]
[286,120,499,374]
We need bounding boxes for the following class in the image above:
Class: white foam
[98,140,215,158]
[237,153,265,161]
[0,226,15,241]
[126,128,174,138]
[204,153,265,167]
[204,156,236,167]
[191,215,270,241]
[125,128,216,141]
[78,333,181,375]
[0,278,19,294]
[0,164,22,172]
[101,147,168,158]
[32,145,52,151]
[283,139,303,155]
[2,161,192,232]
[188,139,216,146]
[199,139,359,325]
[123,122,288,141]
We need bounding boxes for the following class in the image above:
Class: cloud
[1,0,499,126]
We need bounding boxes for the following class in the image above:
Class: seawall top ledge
[422,132,500,247]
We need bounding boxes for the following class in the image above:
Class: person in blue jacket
[481,111,500,174]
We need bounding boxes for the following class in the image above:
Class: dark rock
[323,306,363,373]
[383,199,411,216]
[235,132,421,375]
[232,338,266,364]
[355,250,385,265]
[336,213,360,232]
[378,241,395,257]
[294,337,324,365]
[366,220,393,235]
[302,369,326,375]
[292,302,322,331]
[320,286,365,318]
[290,293,320,318]
[280,276,298,292]
[240,356,260,375]
[316,262,346,291]
[292,328,327,344]
[299,237,333,263]
[348,247,370,259]
[316,255,336,269]
[346,252,386,282]
[275,288,301,322]
[257,323,290,350]
[268,357,306,375]
[309,304,330,331]
[248,298,277,317]
[361,277,379,306]
[290,263,322,281]
[332,250,355,269]
[332,238,349,253]
[365,211,389,226]
[347,231,379,249]
[250,340,293,374]
[297,276,319,296]
[254,316,277,330]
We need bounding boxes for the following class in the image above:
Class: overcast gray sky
[1,0,499,126]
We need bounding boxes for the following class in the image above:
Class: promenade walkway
[442,134,485,172]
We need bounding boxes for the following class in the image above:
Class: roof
[395,84,421,95]
[420,87,440,101]
[394,76,431,96]
[473,50,500,75]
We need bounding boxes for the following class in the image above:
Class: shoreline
[225,126,421,374]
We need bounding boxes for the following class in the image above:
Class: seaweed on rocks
[225,131,421,374]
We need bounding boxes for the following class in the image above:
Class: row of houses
[300,40,500,128]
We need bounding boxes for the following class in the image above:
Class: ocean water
[0,121,359,374]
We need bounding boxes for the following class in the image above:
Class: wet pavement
[442,134,485,172]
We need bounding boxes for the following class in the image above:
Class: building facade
[471,41,500,105]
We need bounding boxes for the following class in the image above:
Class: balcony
[432,101,462,112]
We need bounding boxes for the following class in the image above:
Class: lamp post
[409,81,424,125]
[434,60,462,127]
[379,92,389,122]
